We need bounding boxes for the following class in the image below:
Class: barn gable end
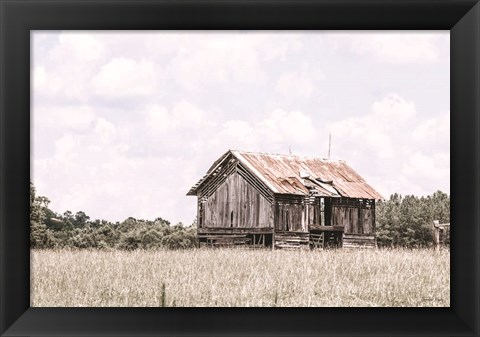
[199,172,273,229]
[189,151,274,203]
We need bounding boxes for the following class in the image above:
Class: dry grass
[31,248,449,307]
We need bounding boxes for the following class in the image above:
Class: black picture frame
[1,0,479,336]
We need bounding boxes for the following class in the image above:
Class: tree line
[30,182,450,250]
[375,191,450,248]
[30,182,197,249]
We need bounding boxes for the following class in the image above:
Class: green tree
[30,182,56,248]
[29,183,204,250]
[375,191,450,248]
[74,211,90,228]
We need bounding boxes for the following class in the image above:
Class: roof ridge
[231,149,343,162]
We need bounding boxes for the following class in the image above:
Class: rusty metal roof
[188,150,384,199]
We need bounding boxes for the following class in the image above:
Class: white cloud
[403,152,449,180]
[34,106,96,131]
[31,66,65,100]
[261,109,316,145]
[94,118,116,144]
[402,152,450,194]
[172,101,204,126]
[145,104,171,132]
[327,93,449,197]
[217,120,259,150]
[223,120,257,141]
[276,71,314,99]
[145,101,206,136]
[329,94,416,160]
[32,31,305,105]
[32,32,109,102]
[169,36,265,92]
[372,93,416,124]
[161,32,304,92]
[201,108,318,156]
[330,32,445,64]
[92,57,159,98]
[412,114,450,148]
[53,134,80,163]
[35,137,199,223]
[33,66,47,90]
[51,32,106,63]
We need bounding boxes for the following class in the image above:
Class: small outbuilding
[187,150,383,249]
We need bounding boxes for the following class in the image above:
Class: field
[31,248,450,307]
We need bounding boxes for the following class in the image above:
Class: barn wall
[275,203,304,231]
[330,198,375,235]
[274,195,313,232]
[330,199,376,248]
[201,172,273,228]
[331,206,374,234]
[307,197,324,229]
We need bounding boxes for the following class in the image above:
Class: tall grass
[31,248,449,307]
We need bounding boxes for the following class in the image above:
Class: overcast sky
[32,31,450,225]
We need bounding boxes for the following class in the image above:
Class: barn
[187,150,383,249]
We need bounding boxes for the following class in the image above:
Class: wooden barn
[187,150,383,249]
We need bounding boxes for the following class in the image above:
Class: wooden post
[433,220,440,251]
[433,220,450,251]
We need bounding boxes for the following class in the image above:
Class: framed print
[1,0,479,336]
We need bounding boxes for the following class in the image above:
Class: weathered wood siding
[331,206,374,234]
[201,172,273,228]
[275,203,304,231]
[328,198,376,248]
[329,198,375,235]
[274,195,327,232]
[307,197,324,229]
[274,195,306,232]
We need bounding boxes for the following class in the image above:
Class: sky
[32,31,450,225]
